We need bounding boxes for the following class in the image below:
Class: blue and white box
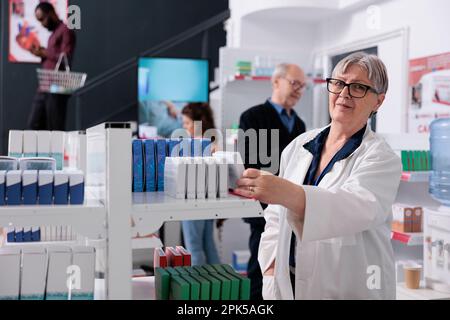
[51,131,65,170]
[38,170,53,205]
[194,157,206,199]
[45,246,71,300]
[156,139,167,191]
[23,227,32,242]
[19,157,56,171]
[132,140,144,192]
[69,170,84,205]
[20,247,47,300]
[32,227,41,242]
[8,130,23,158]
[168,139,181,157]
[23,131,37,158]
[232,250,251,273]
[0,248,21,300]
[144,140,156,192]
[54,171,69,205]
[0,171,5,206]
[164,157,187,199]
[15,228,24,242]
[6,170,22,205]
[22,170,38,205]
[179,138,191,157]
[202,139,212,157]
[37,131,52,158]
[6,227,15,243]
[191,139,202,157]
[70,246,96,300]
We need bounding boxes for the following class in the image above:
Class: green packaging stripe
[401,151,408,171]
[189,274,210,300]
[181,274,200,300]
[202,265,218,274]
[199,273,221,300]
[185,266,199,275]
[174,266,189,275]
[193,266,208,275]
[221,264,251,300]
[155,268,171,300]
[170,275,190,300]
[209,273,231,300]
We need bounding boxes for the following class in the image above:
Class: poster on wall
[409,52,450,133]
[9,0,68,63]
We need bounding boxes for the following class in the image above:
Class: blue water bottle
[429,118,450,206]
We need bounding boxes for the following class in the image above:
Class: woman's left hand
[234,169,287,205]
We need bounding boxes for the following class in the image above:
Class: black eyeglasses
[326,78,379,98]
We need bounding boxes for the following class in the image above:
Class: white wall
[317,0,450,60]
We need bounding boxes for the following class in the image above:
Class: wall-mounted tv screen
[138,57,209,138]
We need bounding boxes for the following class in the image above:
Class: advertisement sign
[9,0,68,63]
[409,52,450,133]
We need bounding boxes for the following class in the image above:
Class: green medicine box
[193,265,209,275]
[165,267,179,277]
[188,274,210,300]
[154,267,170,300]
[198,272,221,300]
[212,265,240,300]
[202,264,218,275]
[208,272,231,300]
[174,266,189,275]
[170,275,190,300]
[185,266,199,275]
[180,274,200,300]
[221,264,251,300]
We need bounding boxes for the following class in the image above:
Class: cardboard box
[165,246,183,267]
[70,246,96,300]
[191,139,202,157]
[164,157,186,199]
[68,170,84,205]
[0,170,6,206]
[22,170,38,205]
[45,246,72,300]
[412,207,423,233]
[51,131,65,170]
[37,131,51,158]
[6,170,22,205]
[8,130,23,158]
[0,157,19,171]
[153,247,167,269]
[23,226,32,242]
[194,157,206,200]
[0,248,21,300]
[204,157,217,199]
[215,158,228,198]
[168,139,181,157]
[185,158,196,200]
[392,203,414,233]
[132,140,144,192]
[144,139,156,192]
[23,131,37,158]
[156,139,167,192]
[20,247,47,300]
[214,151,245,190]
[38,170,53,205]
[202,139,212,157]
[54,171,69,205]
[176,246,192,266]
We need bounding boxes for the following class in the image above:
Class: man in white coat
[235,52,402,299]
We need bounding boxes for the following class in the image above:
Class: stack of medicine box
[155,264,251,301]
[132,138,212,193]
[9,130,65,170]
[400,150,430,171]
[0,246,95,300]
[164,151,245,200]
[392,203,423,233]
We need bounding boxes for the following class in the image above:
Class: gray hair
[332,52,389,94]
[271,63,293,82]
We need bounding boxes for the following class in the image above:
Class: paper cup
[404,265,422,289]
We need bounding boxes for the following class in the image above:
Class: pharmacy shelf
[391,231,423,246]
[401,171,429,182]
[0,198,106,239]
[132,235,163,249]
[396,282,450,300]
[132,192,263,235]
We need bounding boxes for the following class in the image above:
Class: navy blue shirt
[268,99,297,134]
[289,125,367,268]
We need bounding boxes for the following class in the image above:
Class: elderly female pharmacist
[235,52,402,300]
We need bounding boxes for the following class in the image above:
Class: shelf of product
[401,171,429,182]
[391,231,424,246]
[132,192,263,235]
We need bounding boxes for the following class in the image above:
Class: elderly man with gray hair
[238,63,307,300]
[235,52,401,299]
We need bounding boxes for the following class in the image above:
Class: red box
[176,246,192,266]
[165,247,183,267]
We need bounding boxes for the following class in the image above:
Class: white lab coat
[258,125,402,300]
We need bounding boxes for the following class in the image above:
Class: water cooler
[424,118,450,293]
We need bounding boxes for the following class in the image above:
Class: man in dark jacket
[239,63,307,300]
[28,2,76,130]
